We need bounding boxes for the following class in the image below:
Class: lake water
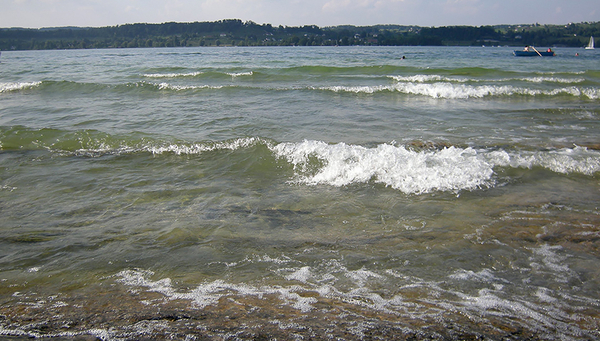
[1,46,599,340]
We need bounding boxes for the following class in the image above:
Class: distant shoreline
[1,19,598,51]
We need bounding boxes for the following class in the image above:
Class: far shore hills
[1,19,598,51]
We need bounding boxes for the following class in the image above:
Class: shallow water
[1,46,599,340]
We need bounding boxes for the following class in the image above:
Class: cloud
[318,0,412,26]
[322,0,351,12]
[322,0,404,12]
[443,0,481,16]
[1,0,598,29]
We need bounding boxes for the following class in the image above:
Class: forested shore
[1,19,598,51]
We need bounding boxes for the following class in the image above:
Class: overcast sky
[2,0,599,29]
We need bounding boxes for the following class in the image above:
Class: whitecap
[317,85,389,93]
[227,71,253,77]
[0,81,42,93]
[582,87,599,100]
[318,81,598,99]
[272,141,495,194]
[519,76,585,84]
[393,82,518,99]
[487,146,600,175]
[148,137,266,155]
[142,71,203,78]
[390,74,585,85]
[389,75,451,83]
[156,82,221,91]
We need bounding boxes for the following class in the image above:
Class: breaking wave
[142,71,204,78]
[0,81,42,93]
[2,127,598,195]
[319,83,599,99]
[272,141,600,193]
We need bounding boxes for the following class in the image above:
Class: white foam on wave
[582,87,600,100]
[156,82,223,91]
[317,85,389,94]
[389,75,454,83]
[68,137,267,157]
[148,137,265,155]
[65,138,600,192]
[272,141,495,194]
[143,71,252,79]
[227,71,253,77]
[519,76,585,84]
[318,83,509,98]
[319,82,598,99]
[394,82,517,99]
[272,141,600,194]
[486,146,600,176]
[143,71,204,78]
[389,74,585,84]
[395,83,600,99]
[0,81,42,93]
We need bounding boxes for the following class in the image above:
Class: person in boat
[524,46,530,51]
[547,48,552,52]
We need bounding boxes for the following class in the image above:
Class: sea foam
[0,81,42,93]
[487,146,600,175]
[227,71,253,77]
[15,130,599,193]
[142,71,204,78]
[321,77,596,99]
[272,141,600,194]
[272,141,495,194]
[116,269,317,312]
[148,137,265,155]
[155,82,223,91]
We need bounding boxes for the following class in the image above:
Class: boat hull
[513,50,555,57]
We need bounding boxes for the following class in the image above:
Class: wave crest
[272,141,495,194]
[319,83,598,99]
[142,71,204,78]
[2,127,598,194]
[0,81,42,93]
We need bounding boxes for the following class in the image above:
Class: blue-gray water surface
[1,46,599,340]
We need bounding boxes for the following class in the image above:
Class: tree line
[0,19,598,51]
